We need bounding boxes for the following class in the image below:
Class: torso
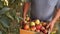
[30,0,58,21]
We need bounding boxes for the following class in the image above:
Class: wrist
[51,19,56,24]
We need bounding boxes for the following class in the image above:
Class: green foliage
[0,0,25,34]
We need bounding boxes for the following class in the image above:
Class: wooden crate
[20,29,44,34]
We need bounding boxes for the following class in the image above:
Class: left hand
[46,21,55,32]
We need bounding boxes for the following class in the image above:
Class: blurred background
[0,0,26,34]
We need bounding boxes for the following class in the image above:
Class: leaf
[6,12,14,20]
[15,16,19,23]
[0,2,3,9]
[1,0,4,1]
[0,23,3,30]
[0,22,7,33]
[0,7,10,14]
[0,31,2,34]
[1,7,10,11]
[11,0,15,3]
[0,17,10,28]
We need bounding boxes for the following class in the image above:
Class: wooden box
[20,29,44,34]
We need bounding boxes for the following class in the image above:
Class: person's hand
[23,15,26,22]
[46,21,55,32]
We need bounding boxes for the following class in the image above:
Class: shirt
[26,0,60,21]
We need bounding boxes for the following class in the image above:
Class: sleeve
[57,0,60,8]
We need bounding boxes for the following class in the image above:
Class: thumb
[50,24,54,32]
[23,16,26,20]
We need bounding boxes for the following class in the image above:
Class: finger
[46,23,50,29]
[50,28,52,32]
[46,25,49,29]
[50,27,52,32]
[50,25,53,32]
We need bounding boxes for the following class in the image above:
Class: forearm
[23,2,31,17]
[51,9,60,24]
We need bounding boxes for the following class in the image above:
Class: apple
[26,16,30,21]
[24,21,28,23]
[43,30,48,34]
[36,25,42,30]
[22,21,28,26]
[42,22,47,27]
[30,26,36,31]
[39,23,42,26]
[51,28,57,34]
[40,26,48,34]
[35,19,40,25]
[51,31,56,34]
[27,22,30,24]
[30,22,35,26]
[36,30,40,32]
[40,26,45,31]
[24,24,30,30]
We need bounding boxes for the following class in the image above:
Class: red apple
[30,22,35,26]
[40,26,48,34]
[40,26,45,31]
[36,30,40,32]
[36,25,42,30]
[24,24,30,30]
[30,26,36,31]
[43,30,48,34]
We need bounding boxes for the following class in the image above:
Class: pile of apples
[20,15,57,34]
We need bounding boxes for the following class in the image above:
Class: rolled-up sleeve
[57,0,60,8]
